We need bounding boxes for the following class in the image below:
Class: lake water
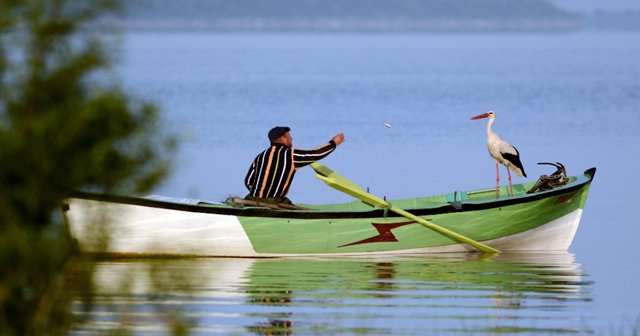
[72,31,640,334]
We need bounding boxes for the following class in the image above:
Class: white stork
[471,111,526,197]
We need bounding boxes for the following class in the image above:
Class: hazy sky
[551,0,640,13]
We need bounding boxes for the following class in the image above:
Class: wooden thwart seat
[224,197,310,210]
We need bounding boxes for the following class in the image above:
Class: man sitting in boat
[244,126,345,205]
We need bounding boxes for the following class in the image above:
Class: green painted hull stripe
[238,180,592,254]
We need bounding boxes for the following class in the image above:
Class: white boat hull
[65,198,583,257]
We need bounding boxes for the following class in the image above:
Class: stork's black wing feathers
[501,146,527,177]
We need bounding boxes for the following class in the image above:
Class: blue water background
[116,31,640,331]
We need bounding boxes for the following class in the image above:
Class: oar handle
[390,206,501,253]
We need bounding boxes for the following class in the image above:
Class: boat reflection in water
[72,252,592,335]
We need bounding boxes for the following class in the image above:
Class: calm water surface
[72,31,640,334]
[74,253,592,335]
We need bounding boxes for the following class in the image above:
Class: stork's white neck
[486,117,496,136]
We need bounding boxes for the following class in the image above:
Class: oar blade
[312,163,367,192]
[312,163,501,254]
[314,174,388,208]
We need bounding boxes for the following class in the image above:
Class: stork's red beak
[471,112,490,120]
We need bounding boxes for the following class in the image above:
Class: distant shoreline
[111,0,640,33]
[112,18,583,32]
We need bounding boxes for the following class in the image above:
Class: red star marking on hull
[555,192,577,204]
[339,221,416,248]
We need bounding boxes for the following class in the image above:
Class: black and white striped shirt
[244,140,337,198]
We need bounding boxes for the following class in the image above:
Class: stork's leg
[507,167,513,196]
[495,163,500,198]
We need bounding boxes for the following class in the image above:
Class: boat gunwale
[66,167,596,220]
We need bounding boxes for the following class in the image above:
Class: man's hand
[332,133,345,146]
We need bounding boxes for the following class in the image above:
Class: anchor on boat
[527,162,569,193]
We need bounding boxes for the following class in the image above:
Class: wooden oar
[311,163,501,254]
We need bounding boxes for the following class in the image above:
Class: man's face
[282,132,292,147]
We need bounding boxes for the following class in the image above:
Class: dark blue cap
[268,126,290,142]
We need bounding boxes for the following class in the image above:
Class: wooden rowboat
[63,164,596,257]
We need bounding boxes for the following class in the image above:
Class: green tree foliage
[0,0,175,334]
